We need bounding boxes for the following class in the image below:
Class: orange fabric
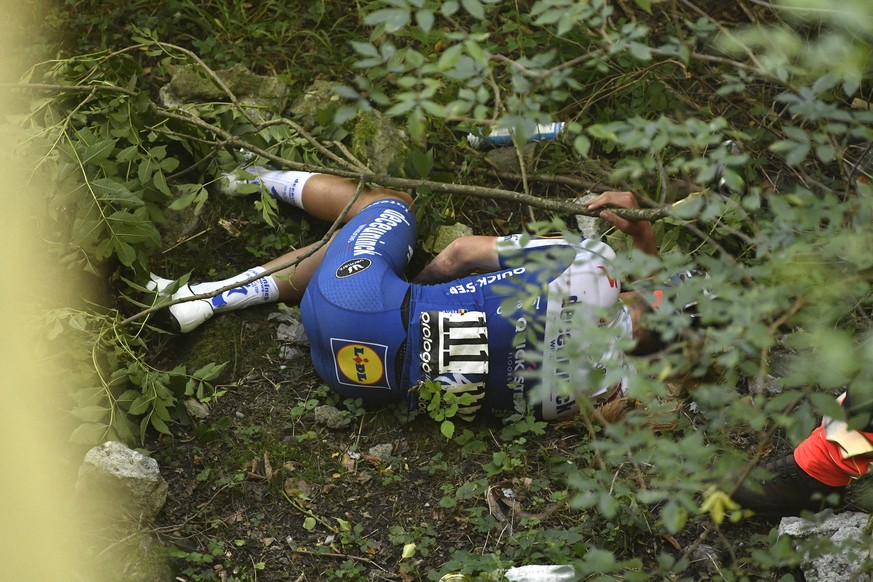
[794,426,873,487]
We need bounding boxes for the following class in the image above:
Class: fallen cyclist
[149,168,671,421]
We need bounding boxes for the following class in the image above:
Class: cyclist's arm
[583,191,657,256]
[414,236,499,284]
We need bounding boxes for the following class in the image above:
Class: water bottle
[466,121,565,149]
[439,565,576,581]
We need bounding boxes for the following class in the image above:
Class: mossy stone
[351,110,412,175]
[183,305,281,373]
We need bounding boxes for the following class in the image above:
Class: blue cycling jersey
[300,199,633,420]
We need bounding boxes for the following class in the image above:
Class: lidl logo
[331,339,391,390]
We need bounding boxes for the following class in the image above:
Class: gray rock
[367,443,394,462]
[288,79,343,128]
[688,543,722,575]
[184,397,210,420]
[270,308,308,344]
[159,63,288,118]
[749,347,795,394]
[76,441,168,522]
[483,142,538,174]
[293,80,417,174]
[778,510,870,582]
[422,222,474,255]
[157,203,201,248]
[749,372,783,395]
[279,345,304,361]
[574,193,605,240]
[314,404,352,430]
[270,307,309,361]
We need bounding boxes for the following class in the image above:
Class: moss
[91,528,172,582]
[422,222,475,255]
[351,110,412,176]
[182,305,282,374]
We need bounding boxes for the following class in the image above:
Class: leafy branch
[12,77,686,222]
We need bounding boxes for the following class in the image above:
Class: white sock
[247,167,316,209]
[190,267,280,312]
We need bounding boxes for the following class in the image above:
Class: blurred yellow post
[0,2,95,580]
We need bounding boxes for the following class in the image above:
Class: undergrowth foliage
[14,0,873,578]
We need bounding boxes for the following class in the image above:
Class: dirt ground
[141,196,790,582]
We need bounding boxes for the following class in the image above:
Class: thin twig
[289,548,388,572]
[477,168,600,191]
[0,82,138,96]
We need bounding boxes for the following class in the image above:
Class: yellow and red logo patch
[331,339,391,390]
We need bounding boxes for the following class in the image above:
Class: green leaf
[70,422,108,445]
[153,398,173,422]
[464,39,486,62]
[438,44,464,71]
[410,148,434,178]
[92,178,144,208]
[350,41,379,58]
[440,419,455,439]
[193,361,228,382]
[185,378,198,397]
[111,413,138,444]
[364,8,410,33]
[137,157,155,184]
[415,9,434,33]
[629,41,652,61]
[809,391,845,419]
[633,0,653,13]
[82,138,118,165]
[116,144,139,163]
[385,99,417,117]
[160,156,180,173]
[72,405,110,423]
[574,135,591,157]
[441,1,459,16]
[147,145,167,160]
[113,238,137,267]
[150,414,172,435]
[671,193,704,219]
[461,0,484,19]
[129,395,152,416]
[153,171,172,197]
[94,238,114,261]
[660,500,688,534]
[168,188,199,211]
[815,143,835,162]
[108,210,161,245]
[582,548,616,572]
[401,542,416,559]
[303,516,317,531]
[405,49,425,69]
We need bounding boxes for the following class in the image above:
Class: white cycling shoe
[147,274,214,333]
